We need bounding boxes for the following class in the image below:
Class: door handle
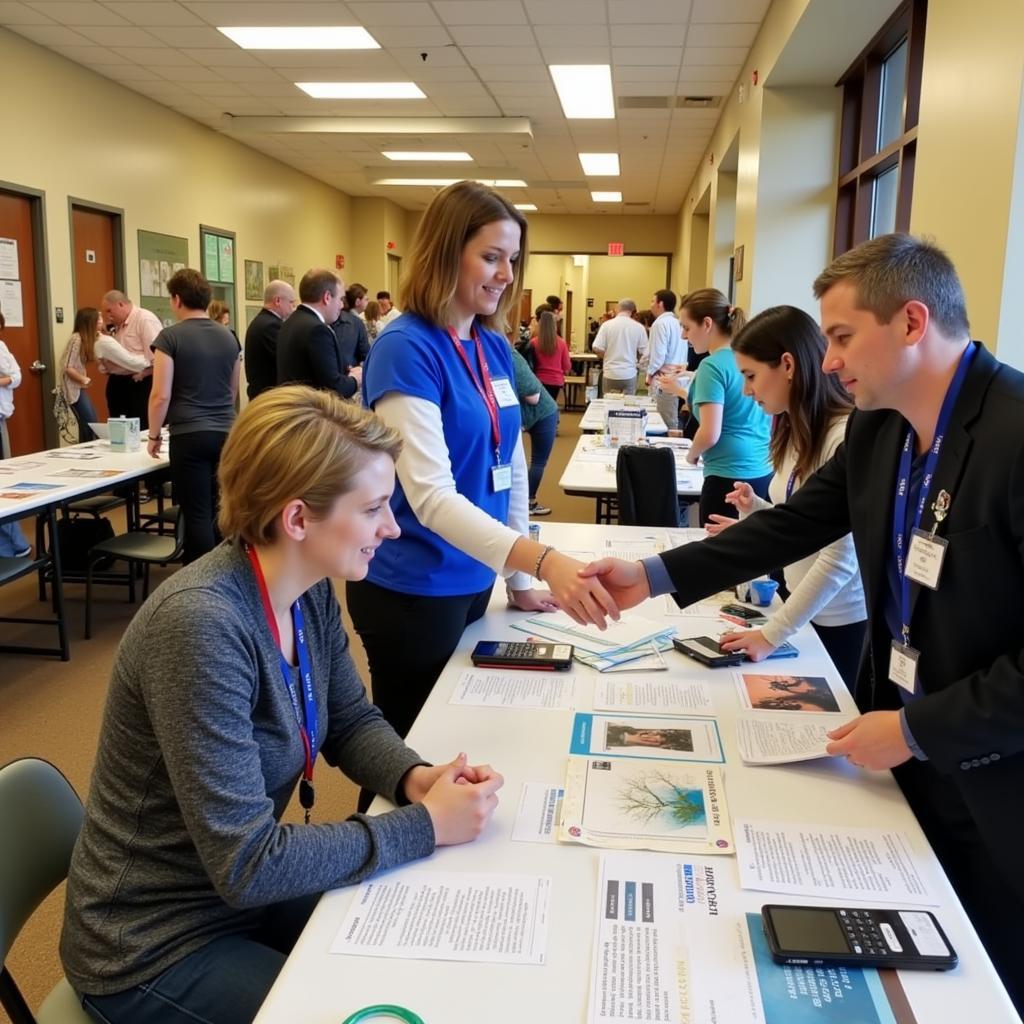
[30,360,46,373]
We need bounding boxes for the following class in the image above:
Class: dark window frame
[833,0,927,255]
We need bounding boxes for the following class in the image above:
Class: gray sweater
[61,541,435,995]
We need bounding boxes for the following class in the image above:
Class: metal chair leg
[46,507,70,660]
[85,554,94,640]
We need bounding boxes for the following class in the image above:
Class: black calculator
[471,640,574,671]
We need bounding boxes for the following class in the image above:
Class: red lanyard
[446,325,502,459]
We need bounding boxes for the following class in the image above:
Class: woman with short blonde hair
[62,384,504,1024]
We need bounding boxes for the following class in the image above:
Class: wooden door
[565,289,573,346]
[0,190,45,454]
[71,205,120,419]
[519,288,532,328]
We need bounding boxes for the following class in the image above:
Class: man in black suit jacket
[276,269,361,398]
[244,279,296,399]
[582,234,1024,1010]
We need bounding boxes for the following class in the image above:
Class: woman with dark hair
[706,305,867,686]
[530,309,571,402]
[349,180,618,742]
[658,288,772,524]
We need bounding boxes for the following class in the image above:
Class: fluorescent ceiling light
[549,65,614,119]
[591,191,622,202]
[383,151,472,161]
[218,26,379,50]
[579,152,620,175]
[375,178,528,187]
[298,82,425,99]
[514,204,538,211]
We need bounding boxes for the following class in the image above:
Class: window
[833,0,926,254]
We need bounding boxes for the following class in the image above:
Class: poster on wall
[0,237,19,280]
[138,230,188,326]
[0,279,25,327]
[244,260,263,300]
[268,264,295,287]
[219,237,234,283]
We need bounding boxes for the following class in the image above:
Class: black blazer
[331,311,370,373]
[276,305,356,398]
[658,343,1024,887]
[243,308,282,400]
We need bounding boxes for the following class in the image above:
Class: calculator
[471,641,574,671]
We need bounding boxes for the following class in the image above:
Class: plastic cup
[750,578,779,606]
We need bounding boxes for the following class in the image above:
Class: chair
[0,758,91,1024]
[84,509,185,639]
[615,445,680,527]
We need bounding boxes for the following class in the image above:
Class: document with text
[593,677,715,715]
[449,669,576,710]
[735,714,834,764]
[511,782,564,843]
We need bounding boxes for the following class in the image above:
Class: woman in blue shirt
[659,288,772,524]
[349,181,617,743]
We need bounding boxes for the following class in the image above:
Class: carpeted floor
[0,409,596,1020]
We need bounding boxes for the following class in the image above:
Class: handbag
[52,386,77,445]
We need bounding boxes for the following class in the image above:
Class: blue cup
[750,578,779,606]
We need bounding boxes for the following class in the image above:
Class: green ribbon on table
[341,1005,425,1024]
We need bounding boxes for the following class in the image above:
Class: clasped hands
[402,753,504,845]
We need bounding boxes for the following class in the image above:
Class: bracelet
[534,544,554,581]
[147,434,161,441]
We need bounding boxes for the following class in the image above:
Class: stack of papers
[510,609,676,672]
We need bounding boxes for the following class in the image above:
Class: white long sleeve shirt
[0,339,21,419]
[645,311,687,379]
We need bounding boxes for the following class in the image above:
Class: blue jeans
[525,411,558,500]
[79,893,319,1024]
[72,391,98,442]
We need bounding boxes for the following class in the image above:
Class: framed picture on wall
[137,230,188,326]
[734,245,745,282]
[244,260,263,301]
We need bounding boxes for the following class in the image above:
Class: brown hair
[344,282,367,309]
[218,385,402,546]
[732,305,853,482]
[536,310,558,357]
[299,269,341,305]
[207,300,230,323]
[680,288,746,336]
[167,269,212,311]
[364,300,381,323]
[71,307,100,363]
[813,233,969,337]
[400,180,528,332]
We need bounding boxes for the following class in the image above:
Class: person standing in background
[100,290,161,427]
[510,342,559,517]
[244,280,296,400]
[645,289,688,430]
[374,291,401,328]
[331,283,371,381]
[363,299,384,344]
[146,269,241,564]
[0,310,31,558]
[530,309,571,404]
[592,300,648,395]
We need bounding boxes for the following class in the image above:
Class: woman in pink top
[529,311,572,403]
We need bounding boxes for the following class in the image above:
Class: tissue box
[108,416,140,452]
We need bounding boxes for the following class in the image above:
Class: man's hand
[825,711,912,770]
[576,558,652,611]
[146,435,163,459]
[348,364,364,387]
[539,551,620,629]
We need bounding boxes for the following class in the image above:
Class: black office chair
[84,509,186,638]
[616,445,680,527]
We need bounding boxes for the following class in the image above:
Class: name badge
[906,529,948,590]
[490,377,519,409]
[889,641,919,694]
[491,463,512,492]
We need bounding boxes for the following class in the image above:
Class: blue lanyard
[785,468,798,500]
[246,544,319,820]
[891,343,976,644]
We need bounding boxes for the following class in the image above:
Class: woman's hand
[719,629,775,661]
[402,754,499,804]
[704,514,737,536]
[576,557,651,612]
[146,435,163,459]
[539,550,620,629]
[656,372,691,398]
[420,753,504,846]
[508,587,560,613]
[725,481,755,515]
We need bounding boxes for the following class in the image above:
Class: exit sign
[607,242,624,256]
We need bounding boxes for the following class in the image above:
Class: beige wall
[586,256,669,320]
[528,214,677,254]
[2,27,354,373]
[348,198,412,299]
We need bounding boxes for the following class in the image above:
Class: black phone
[471,640,574,671]
[761,904,958,971]
[720,603,767,623]
[672,636,745,667]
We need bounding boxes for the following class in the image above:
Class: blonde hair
[400,180,528,333]
[218,385,402,545]
[207,300,230,322]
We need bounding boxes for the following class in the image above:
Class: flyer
[570,712,725,763]
[734,673,845,714]
[560,757,734,855]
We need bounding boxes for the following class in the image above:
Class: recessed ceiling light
[374,178,528,187]
[549,65,614,119]
[298,82,425,99]
[591,191,622,202]
[579,152,620,175]
[383,151,472,161]
[514,203,538,211]
[218,26,379,50]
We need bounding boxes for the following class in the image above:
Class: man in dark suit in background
[330,282,370,382]
[276,269,361,399]
[581,233,1024,1011]
[243,279,296,400]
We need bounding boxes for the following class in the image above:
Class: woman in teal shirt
[660,288,771,524]
[510,346,559,516]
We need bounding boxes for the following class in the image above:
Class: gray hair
[813,233,969,338]
[618,298,637,313]
[264,279,294,303]
[101,289,129,305]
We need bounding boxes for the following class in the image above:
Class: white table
[255,523,1018,1024]
[559,435,704,523]
[579,397,667,435]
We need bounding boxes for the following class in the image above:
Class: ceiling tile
[691,0,770,23]
[677,64,740,82]
[112,46,199,66]
[23,1,128,25]
[180,2,360,28]
[9,23,90,44]
[74,26,163,46]
[539,45,610,63]
[522,0,605,25]
[449,24,534,46]
[0,2,55,24]
[141,26,236,47]
[673,79,730,95]
[613,46,682,65]
[370,26,454,47]
[487,82,557,99]
[612,24,688,47]
[392,46,467,68]
[432,1,528,25]
[685,22,759,47]
[615,65,681,83]
[460,46,541,65]
[102,2,205,26]
[608,0,692,23]
[347,2,441,26]
[682,45,748,65]
[153,65,226,82]
[177,47,265,67]
[51,44,123,64]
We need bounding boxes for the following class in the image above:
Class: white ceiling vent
[617,95,723,110]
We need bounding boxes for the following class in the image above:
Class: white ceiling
[3,0,772,214]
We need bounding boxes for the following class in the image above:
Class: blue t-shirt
[688,346,771,478]
[362,312,521,596]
